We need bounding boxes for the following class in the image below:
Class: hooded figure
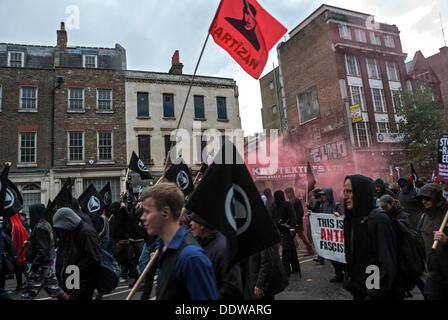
[398,177,423,229]
[374,178,396,199]
[53,208,101,300]
[321,187,344,215]
[272,190,300,275]
[343,175,403,300]
[416,183,448,299]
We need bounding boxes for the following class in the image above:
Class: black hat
[189,212,214,230]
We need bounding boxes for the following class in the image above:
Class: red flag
[209,0,287,79]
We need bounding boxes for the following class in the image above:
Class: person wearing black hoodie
[398,177,423,229]
[21,204,69,300]
[415,183,448,300]
[374,178,396,199]
[272,190,300,275]
[343,175,404,300]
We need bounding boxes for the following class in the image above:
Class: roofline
[0,43,120,50]
[125,69,236,82]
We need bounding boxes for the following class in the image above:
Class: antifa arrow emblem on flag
[165,158,194,196]
[0,164,23,219]
[209,0,287,79]
[78,184,104,215]
[129,151,153,180]
[185,140,280,267]
[99,182,112,207]
[45,178,73,222]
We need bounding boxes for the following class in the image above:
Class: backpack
[95,248,121,294]
[392,216,426,292]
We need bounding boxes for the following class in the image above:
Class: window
[69,88,84,110]
[376,121,390,133]
[138,135,151,162]
[163,93,174,118]
[386,61,400,81]
[384,35,395,48]
[19,132,36,163]
[366,58,380,79]
[68,131,84,162]
[194,95,205,119]
[98,131,112,161]
[97,89,112,111]
[83,55,97,68]
[350,86,367,111]
[137,92,149,117]
[391,90,402,113]
[217,97,227,119]
[370,32,381,45]
[345,55,360,76]
[21,184,41,214]
[272,105,277,114]
[20,87,37,110]
[338,24,352,40]
[164,134,178,158]
[354,29,367,42]
[8,51,24,67]
[355,121,372,148]
[269,81,274,90]
[371,88,387,112]
[297,86,319,124]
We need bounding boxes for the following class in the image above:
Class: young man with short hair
[140,183,217,300]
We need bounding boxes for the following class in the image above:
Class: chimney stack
[57,22,67,49]
[169,50,183,75]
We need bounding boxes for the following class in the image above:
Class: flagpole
[159,31,211,183]
[432,209,448,249]
[193,171,201,184]
[125,249,159,300]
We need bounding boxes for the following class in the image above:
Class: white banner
[309,213,346,264]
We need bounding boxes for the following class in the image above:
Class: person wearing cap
[189,212,243,300]
[415,183,448,300]
[53,207,102,300]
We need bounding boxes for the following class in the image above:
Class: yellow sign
[350,104,362,123]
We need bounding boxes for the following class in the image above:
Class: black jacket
[374,178,396,199]
[416,183,448,284]
[290,198,304,233]
[398,177,423,229]
[200,231,243,300]
[272,192,297,231]
[111,206,130,242]
[343,175,403,299]
[26,204,55,266]
[243,243,288,299]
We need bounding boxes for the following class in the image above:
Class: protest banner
[438,133,448,181]
[309,213,346,263]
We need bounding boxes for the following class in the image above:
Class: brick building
[259,66,285,133]
[0,22,127,210]
[272,4,409,181]
[125,50,242,185]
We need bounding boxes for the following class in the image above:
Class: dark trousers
[114,242,139,280]
[68,279,96,300]
[331,261,345,278]
[14,264,26,288]
[280,231,300,274]
[425,277,448,300]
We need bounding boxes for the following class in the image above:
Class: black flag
[0,164,23,219]
[185,141,280,267]
[165,158,194,196]
[410,163,419,183]
[306,161,316,192]
[78,184,104,216]
[99,182,112,207]
[125,180,134,210]
[199,162,208,173]
[129,151,152,180]
[45,178,73,222]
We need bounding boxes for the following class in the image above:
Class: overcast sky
[1,0,447,135]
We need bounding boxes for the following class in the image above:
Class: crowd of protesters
[0,172,447,301]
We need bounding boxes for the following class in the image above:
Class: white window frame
[386,61,400,81]
[68,88,85,111]
[8,51,24,67]
[338,24,352,40]
[350,86,367,112]
[376,121,391,134]
[384,35,395,48]
[371,88,387,113]
[366,58,380,79]
[354,29,367,43]
[83,55,98,68]
[355,121,372,148]
[391,90,402,113]
[370,32,381,46]
[19,86,38,111]
[67,131,85,163]
[97,88,113,111]
[345,55,360,76]
[269,81,274,90]
[18,132,37,164]
[97,131,114,162]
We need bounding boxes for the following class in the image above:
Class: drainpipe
[51,76,64,168]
